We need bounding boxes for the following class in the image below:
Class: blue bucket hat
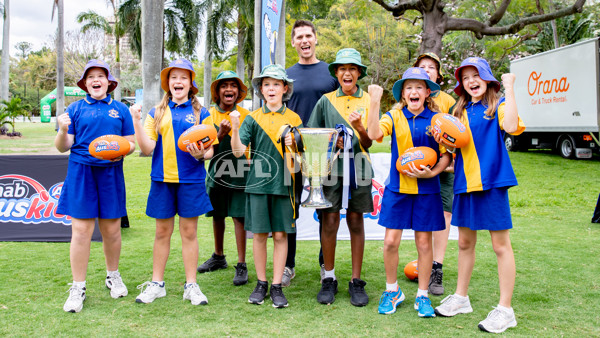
[210,71,248,104]
[392,67,441,102]
[160,58,199,95]
[251,64,294,102]
[77,59,118,94]
[328,48,368,80]
[453,57,500,96]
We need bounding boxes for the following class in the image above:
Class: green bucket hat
[328,48,368,80]
[251,64,294,102]
[414,52,444,84]
[210,71,248,104]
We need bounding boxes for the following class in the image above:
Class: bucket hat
[251,64,294,102]
[453,57,500,96]
[160,58,199,95]
[413,52,444,84]
[77,59,118,94]
[210,71,248,104]
[328,48,368,79]
[392,67,441,102]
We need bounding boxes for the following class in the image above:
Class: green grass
[0,122,59,154]
[1,124,600,336]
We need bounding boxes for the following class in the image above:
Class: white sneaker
[63,284,86,313]
[135,281,166,304]
[478,307,517,333]
[183,283,208,305]
[281,267,295,287]
[106,272,128,299]
[434,294,473,317]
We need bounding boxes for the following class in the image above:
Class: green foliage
[287,0,338,21]
[0,98,31,133]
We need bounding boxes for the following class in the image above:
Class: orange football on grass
[177,124,218,152]
[88,134,130,160]
[404,260,418,281]
[431,113,470,148]
[396,146,438,174]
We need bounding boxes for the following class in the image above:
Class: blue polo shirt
[66,94,134,167]
[378,106,446,194]
[144,99,213,183]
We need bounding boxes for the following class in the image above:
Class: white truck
[508,38,600,158]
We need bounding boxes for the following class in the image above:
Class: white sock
[417,288,428,298]
[386,281,398,292]
[152,281,165,287]
[107,270,118,277]
[497,304,513,314]
[454,293,468,300]
[324,268,336,280]
[72,281,86,288]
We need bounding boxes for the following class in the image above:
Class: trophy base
[301,185,332,209]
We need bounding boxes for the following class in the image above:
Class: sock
[433,261,443,270]
[107,270,118,277]
[185,282,197,288]
[324,268,336,280]
[386,281,398,292]
[497,304,513,314]
[73,281,86,288]
[454,293,468,300]
[152,281,165,287]
[417,288,428,298]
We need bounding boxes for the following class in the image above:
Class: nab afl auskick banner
[0,155,101,242]
[260,0,283,71]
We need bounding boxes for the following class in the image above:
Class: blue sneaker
[414,295,436,317]
[378,288,405,314]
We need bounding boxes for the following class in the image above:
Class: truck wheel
[557,135,575,159]
[504,134,518,152]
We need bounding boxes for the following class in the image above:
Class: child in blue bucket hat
[56,59,136,313]
[433,57,526,334]
[367,67,451,317]
[308,48,374,307]
[130,58,216,307]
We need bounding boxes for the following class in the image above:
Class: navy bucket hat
[392,67,441,102]
[77,59,118,94]
[160,58,199,95]
[453,57,500,96]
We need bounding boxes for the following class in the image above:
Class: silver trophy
[297,128,339,208]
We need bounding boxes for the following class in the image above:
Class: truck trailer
[508,38,600,159]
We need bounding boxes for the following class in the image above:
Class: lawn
[0,123,599,336]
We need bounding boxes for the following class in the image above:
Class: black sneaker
[197,253,228,273]
[428,268,444,296]
[270,283,288,308]
[348,278,368,307]
[317,277,338,305]
[248,280,268,305]
[233,262,248,286]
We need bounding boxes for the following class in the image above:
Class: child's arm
[230,112,247,158]
[403,152,451,179]
[54,113,74,153]
[367,84,384,141]
[129,104,157,156]
[349,111,371,149]
[501,73,519,134]
[125,135,136,155]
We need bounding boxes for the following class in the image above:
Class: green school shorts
[244,193,296,234]
[321,176,374,213]
[439,171,454,213]
[206,185,246,218]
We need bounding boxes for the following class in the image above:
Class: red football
[404,260,418,281]
[431,113,470,148]
[177,124,218,152]
[88,135,130,160]
[397,146,438,173]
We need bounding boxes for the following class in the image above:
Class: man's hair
[291,20,316,40]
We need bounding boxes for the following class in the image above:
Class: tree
[52,0,65,118]
[77,0,125,101]
[371,0,587,55]
[14,41,32,59]
[0,97,30,134]
[140,0,164,117]
[1,0,10,102]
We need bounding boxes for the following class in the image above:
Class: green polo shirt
[307,86,373,180]
[239,105,303,195]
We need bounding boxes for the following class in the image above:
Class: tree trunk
[56,0,65,118]
[113,36,122,102]
[203,0,212,108]
[1,0,9,102]
[236,13,244,82]
[252,0,261,110]
[275,0,286,67]
[141,0,164,117]
[420,3,446,55]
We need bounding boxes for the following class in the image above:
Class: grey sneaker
[233,263,248,286]
[106,271,128,299]
[281,267,295,287]
[270,284,288,308]
[478,307,517,333]
[63,284,86,313]
[248,280,268,305]
[428,268,444,296]
[197,253,228,273]
[434,294,473,317]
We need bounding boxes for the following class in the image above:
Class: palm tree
[140,0,164,116]
[1,0,10,102]
[77,0,124,101]
[52,0,65,118]
[1,97,30,133]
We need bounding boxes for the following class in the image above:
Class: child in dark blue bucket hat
[433,57,526,334]
[367,67,451,318]
[56,59,136,313]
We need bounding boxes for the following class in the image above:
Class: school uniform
[56,94,134,219]
[433,91,457,213]
[206,105,251,218]
[143,99,216,219]
[452,98,526,230]
[238,105,302,234]
[376,106,446,231]
[307,86,374,213]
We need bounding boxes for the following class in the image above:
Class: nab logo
[0,175,70,225]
